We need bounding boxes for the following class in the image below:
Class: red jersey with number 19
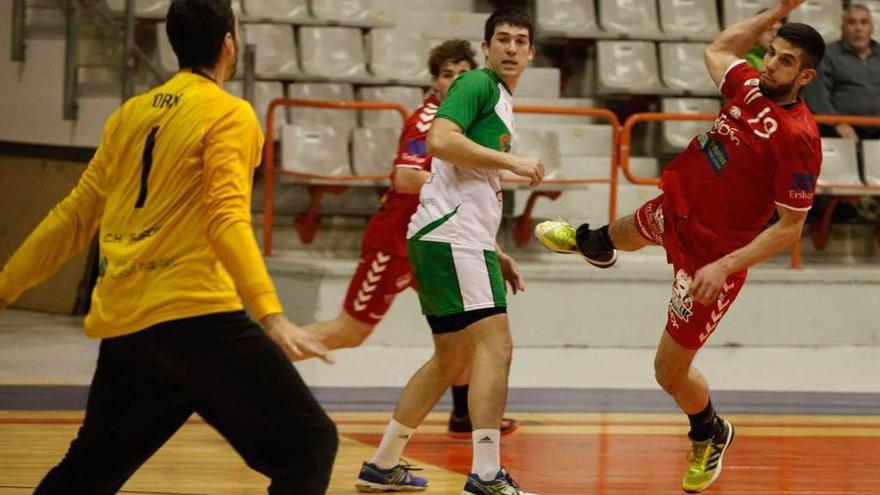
[360,94,438,256]
[659,60,822,265]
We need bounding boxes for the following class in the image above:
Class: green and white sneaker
[682,419,735,493]
[534,219,617,268]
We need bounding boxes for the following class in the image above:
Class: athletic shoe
[461,467,538,495]
[355,461,428,492]
[533,219,617,268]
[682,419,736,493]
[447,413,520,439]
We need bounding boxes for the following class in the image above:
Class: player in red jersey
[299,39,518,438]
[536,1,824,492]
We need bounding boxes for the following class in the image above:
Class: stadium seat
[243,24,300,79]
[105,0,168,18]
[281,124,351,177]
[310,0,371,22]
[352,128,399,176]
[658,0,720,41]
[516,68,562,98]
[515,97,596,126]
[557,155,661,181]
[596,41,664,94]
[534,0,605,38]
[425,12,489,39]
[659,42,717,95]
[366,29,430,82]
[787,0,842,43]
[862,140,880,186]
[242,0,309,22]
[598,0,665,38]
[818,138,861,186]
[357,86,424,129]
[660,97,720,150]
[722,0,774,28]
[510,129,563,178]
[544,124,615,157]
[617,184,663,215]
[865,1,880,25]
[299,27,370,79]
[224,81,286,138]
[287,83,358,131]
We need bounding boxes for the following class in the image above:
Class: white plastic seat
[357,86,425,129]
[242,0,309,22]
[286,83,357,131]
[352,128,400,176]
[661,98,720,150]
[863,140,880,186]
[818,138,861,186]
[281,124,351,177]
[367,29,430,82]
[658,0,720,41]
[535,0,604,38]
[659,42,717,95]
[510,129,563,178]
[544,124,615,157]
[156,22,177,73]
[597,41,664,94]
[515,68,562,98]
[722,0,774,28]
[311,0,371,22]
[425,12,489,39]
[299,27,369,79]
[515,97,596,126]
[598,0,664,38]
[105,0,169,18]
[617,184,663,215]
[243,24,300,79]
[224,81,286,138]
[787,0,842,43]
[519,184,610,225]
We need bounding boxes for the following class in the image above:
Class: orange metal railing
[262,98,410,255]
[261,100,621,254]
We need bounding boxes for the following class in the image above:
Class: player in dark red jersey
[536,1,824,492]
[298,39,518,439]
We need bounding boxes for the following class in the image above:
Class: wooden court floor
[1,410,878,495]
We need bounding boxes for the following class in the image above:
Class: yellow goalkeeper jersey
[0,70,282,338]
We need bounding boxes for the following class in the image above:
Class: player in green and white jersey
[356,8,545,495]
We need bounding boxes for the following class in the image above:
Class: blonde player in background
[0,1,337,493]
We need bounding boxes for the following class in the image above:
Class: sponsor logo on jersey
[729,105,742,119]
[500,134,511,153]
[700,137,730,173]
[745,78,760,87]
[710,114,742,146]
[790,172,816,191]
[406,139,426,156]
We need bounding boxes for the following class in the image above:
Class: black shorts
[426,306,507,334]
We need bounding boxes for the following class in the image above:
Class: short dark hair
[166,0,235,69]
[484,8,532,45]
[776,22,825,69]
[428,39,478,77]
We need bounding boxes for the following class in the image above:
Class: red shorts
[635,194,748,349]
[342,249,415,325]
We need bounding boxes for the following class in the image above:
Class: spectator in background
[745,8,785,69]
[804,4,880,141]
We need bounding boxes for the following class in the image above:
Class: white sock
[370,419,415,469]
[471,428,501,482]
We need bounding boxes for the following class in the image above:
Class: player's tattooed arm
[704,0,805,87]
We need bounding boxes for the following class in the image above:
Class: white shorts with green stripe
[406,239,507,317]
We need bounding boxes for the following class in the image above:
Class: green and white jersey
[406,68,515,250]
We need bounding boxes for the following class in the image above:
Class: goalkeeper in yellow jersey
[0,1,337,493]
